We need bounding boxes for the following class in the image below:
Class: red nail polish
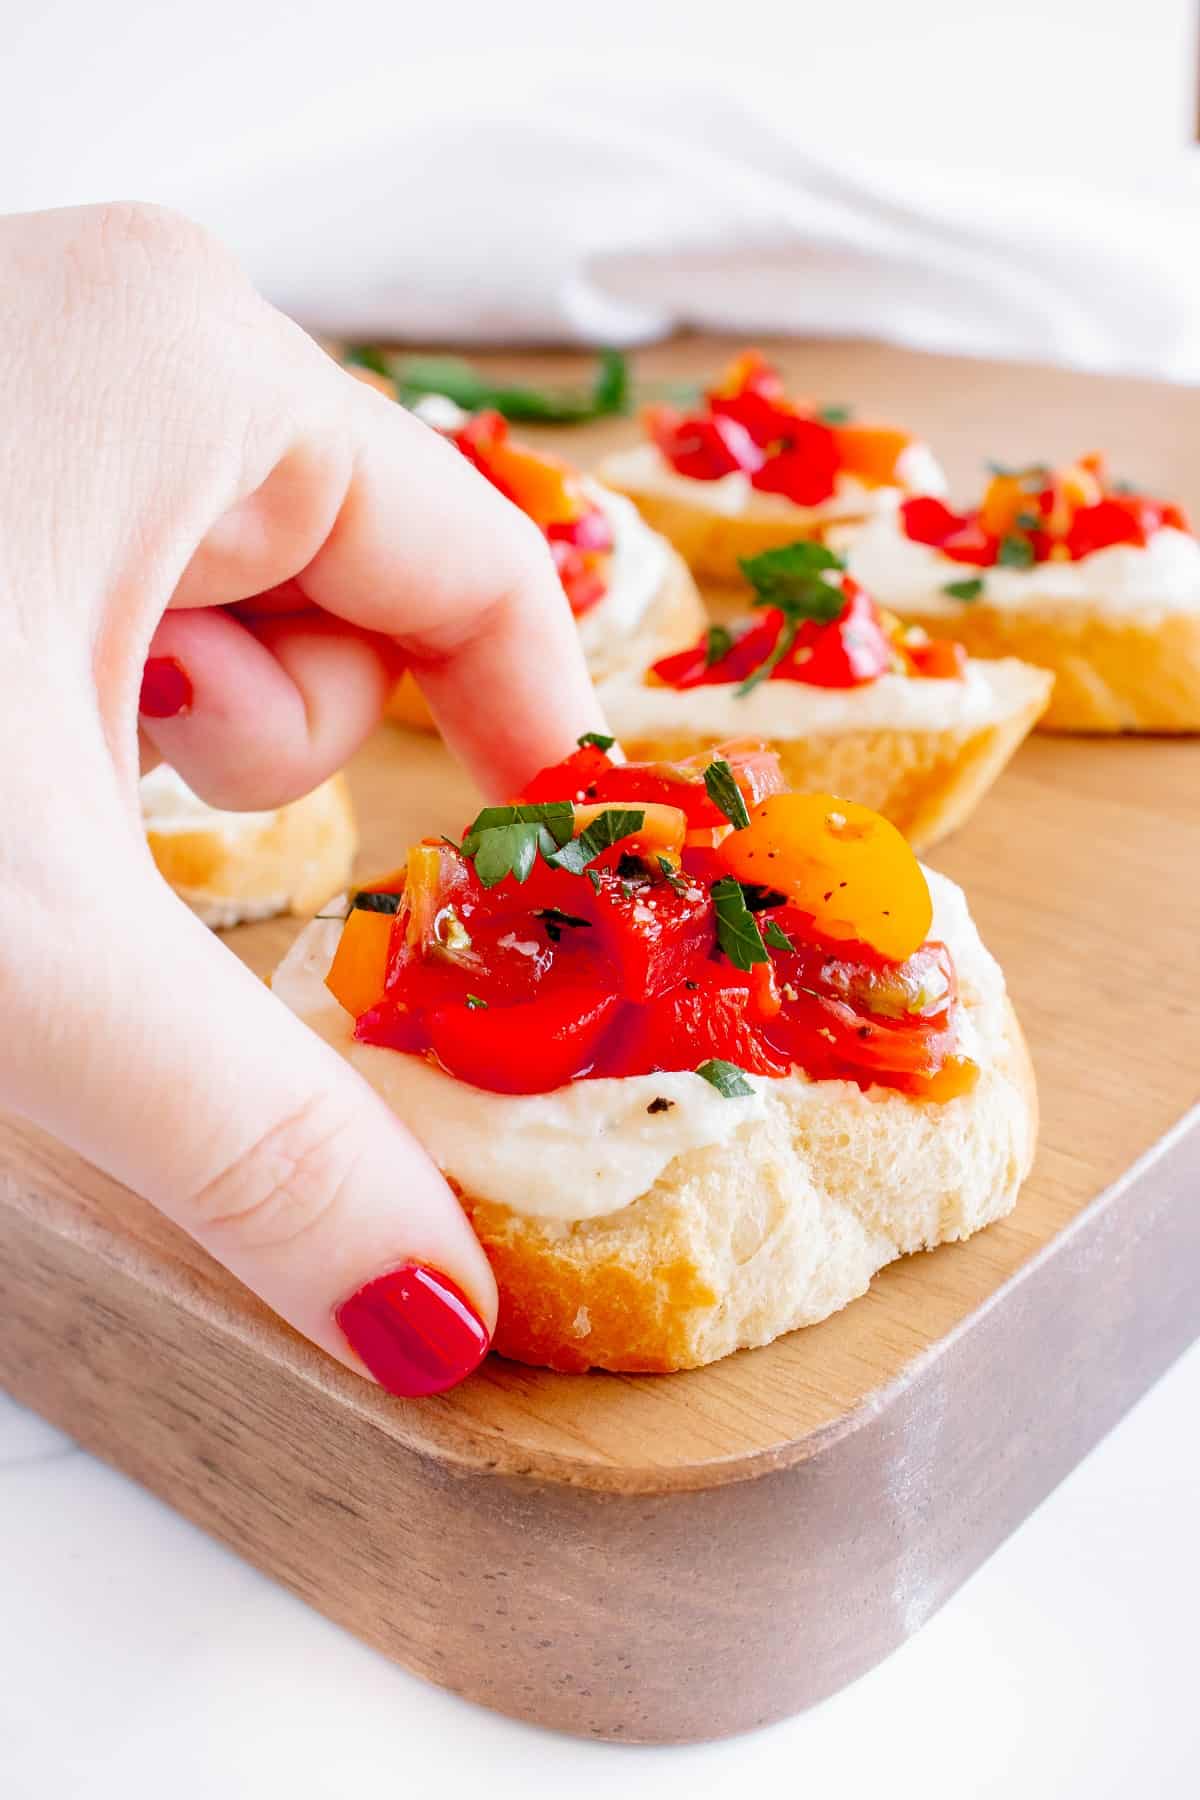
[139,657,193,719]
[335,1262,491,1397]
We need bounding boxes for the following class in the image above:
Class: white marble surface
[3,1345,1199,1800]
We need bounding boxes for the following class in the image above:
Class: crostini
[597,350,946,587]
[596,543,1052,852]
[273,741,1036,1374]
[142,765,357,929]
[842,454,1200,732]
[387,401,705,730]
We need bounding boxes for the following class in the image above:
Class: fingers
[150,367,605,806]
[6,856,498,1398]
[139,606,402,810]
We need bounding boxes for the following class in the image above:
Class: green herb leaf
[997,534,1036,569]
[548,808,646,875]
[461,801,576,853]
[585,868,602,895]
[703,759,751,831]
[1015,510,1042,531]
[735,541,847,695]
[704,624,734,667]
[577,731,616,751]
[351,890,403,914]
[695,1058,755,1098]
[763,918,795,952]
[817,404,854,424]
[536,908,593,943]
[592,348,629,417]
[354,349,632,425]
[460,801,577,888]
[739,540,846,609]
[656,855,690,896]
[942,576,985,602]
[465,994,488,1010]
[710,877,769,970]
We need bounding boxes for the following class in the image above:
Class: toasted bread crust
[896,601,1200,733]
[596,461,867,587]
[616,669,1051,852]
[458,999,1036,1374]
[385,547,706,732]
[145,774,357,927]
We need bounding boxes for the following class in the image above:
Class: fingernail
[139,657,193,719]
[335,1262,491,1397]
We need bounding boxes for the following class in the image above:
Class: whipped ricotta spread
[595,656,1037,740]
[844,513,1200,617]
[272,871,1004,1225]
[601,440,946,525]
[575,484,670,670]
[140,765,278,845]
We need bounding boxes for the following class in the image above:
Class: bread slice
[386,544,706,733]
[142,769,357,929]
[273,871,1036,1373]
[892,600,1200,733]
[597,447,884,588]
[597,658,1052,852]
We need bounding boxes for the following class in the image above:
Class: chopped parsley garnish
[577,731,616,751]
[997,534,1036,569]
[547,808,646,875]
[696,1058,755,1098]
[350,890,403,914]
[465,994,488,1010]
[536,908,593,943]
[704,624,734,667]
[735,541,847,695]
[942,576,985,602]
[1015,510,1042,532]
[656,855,690,895]
[710,877,770,970]
[703,758,752,831]
[763,918,795,952]
[817,404,854,423]
[348,348,630,424]
[460,801,575,887]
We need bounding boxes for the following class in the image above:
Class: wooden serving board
[2,341,1200,1744]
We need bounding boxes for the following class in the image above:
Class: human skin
[0,202,605,1394]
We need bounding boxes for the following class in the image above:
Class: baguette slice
[143,769,357,929]
[597,447,891,587]
[597,658,1052,852]
[386,543,706,732]
[889,600,1200,733]
[273,870,1036,1374]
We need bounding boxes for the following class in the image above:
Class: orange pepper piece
[481,437,584,529]
[325,907,395,1018]
[717,792,932,962]
[978,473,1028,538]
[913,1055,979,1102]
[832,423,913,486]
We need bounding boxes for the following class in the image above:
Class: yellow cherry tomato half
[717,792,933,963]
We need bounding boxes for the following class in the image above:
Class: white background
[2,4,1199,1791]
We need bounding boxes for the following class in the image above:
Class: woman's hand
[0,203,605,1395]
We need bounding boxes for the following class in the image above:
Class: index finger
[151,362,605,805]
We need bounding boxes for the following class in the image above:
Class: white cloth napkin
[143,71,1199,381]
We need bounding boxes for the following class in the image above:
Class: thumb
[12,863,498,1399]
